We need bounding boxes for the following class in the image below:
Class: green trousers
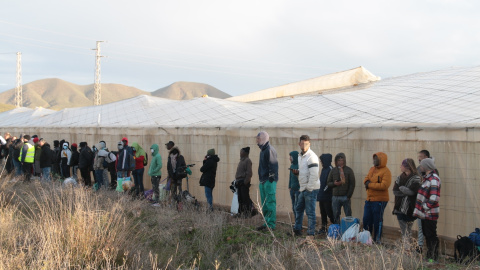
[259,181,277,229]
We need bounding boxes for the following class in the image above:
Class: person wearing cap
[165,141,175,151]
[363,152,391,243]
[39,138,53,181]
[255,131,279,231]
[234,147,253,217]
[19,135,34,182]
[200,148,220,211]
[413,158,441,261]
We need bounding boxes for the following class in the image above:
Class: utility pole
[15,52,22,108]
[92,41,105,106]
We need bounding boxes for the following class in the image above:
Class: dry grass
[0,173,477,269]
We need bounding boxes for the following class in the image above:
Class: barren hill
[152,81,231,100]
[0,78,149,110]
[0,103,15,113]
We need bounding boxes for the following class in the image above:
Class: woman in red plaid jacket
[413,158,441,261]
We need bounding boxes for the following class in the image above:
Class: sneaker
[288,229,302,237]
[151,203,161,207]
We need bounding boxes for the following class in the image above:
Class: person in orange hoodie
[363,152,391,243]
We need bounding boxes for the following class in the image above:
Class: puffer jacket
[148,144,162,177]
[327,153,356,198]
[200,155,220,189]
[364,152,392,202]
[317,153,333,201]
[298,148,320,192]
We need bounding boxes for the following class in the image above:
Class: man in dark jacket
[70,143,80,180]
[288,151,300,219]
[235,147,253,217]
[51,140,61,177]
[167,146,186,199]
[200,148,220,211]
[12,137,23,176]
[256,131,278,231]
[39,139,53,181]
[327,153,356,224]
[317,153,335,234]
[2,133,14,174]
[79,142,93,186]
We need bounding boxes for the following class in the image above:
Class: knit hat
[420,158,436,172]
[33,137,39,143]
[79,142,87,148]
[207,148,215,156]
[241,147,250,154]
[54,140,60,147]
[71,143,78,148]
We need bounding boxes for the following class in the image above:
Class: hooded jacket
[298,148,320,192]
[70,145,79,166]
[61,142,72,165]
[40,143,53,168]
[364,152,392,202]
[235,156,253,185]
[288,151,300,191]
[258,141,279,183]
[93,142,106,170]
[413,172,441,220]
[317,153,333,201]
[79,145,94,170]
[200,154,220,189]
[148,144,162,177]
[167,147,186,180]
[131,142,146,170]
[327,153,356,198]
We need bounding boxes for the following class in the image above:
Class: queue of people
[0,131,442,261]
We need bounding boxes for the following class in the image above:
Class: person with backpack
[327,153,356,224]
[167,146,186,200]
[60,142,72,178]
[317,153,335,235]
[148,144,162,204]
[93,142,108,189]
[363,152,392,243]
[200,148,220,211]
[79,142,94,186]
[39,139,53,182]
[413,158,441,261]
[288,150,300,219]
[131,142,147,197]
[70,143,80,180]
[392,158,421,249]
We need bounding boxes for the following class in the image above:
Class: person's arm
[392,178,404,197]
[67,150,72,165]
[21,144,28,163]
[137,155,145,163]
[327,169,335,188]
[424,177,440,209]
[245,159,253,185]
[347,168,356,198]
[306,156,319,191]
[268,147,278,182]
[367,170,392,191]
[200,158,213,173]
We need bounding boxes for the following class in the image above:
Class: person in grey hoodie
[327,153,356,224]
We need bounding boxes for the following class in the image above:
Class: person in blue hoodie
[317,153,335,234]
[288,151,300,219]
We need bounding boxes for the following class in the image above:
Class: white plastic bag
[357,230,373,245]
[341,223,359,242]
[230,192,239,214]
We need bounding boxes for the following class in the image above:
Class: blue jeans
[294,189,319,235]
[42,167,51,182]
[204,186,213,209]
[332,195,352,224]
[13,159,22,176]
[289,189,300,218]
[95,169,104,189]
[132,168,145,195]
[363,201,388,243]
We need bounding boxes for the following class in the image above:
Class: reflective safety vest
[19,142,35,163]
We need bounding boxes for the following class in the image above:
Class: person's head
[298,135,310,153]
[4,133,11,139]
[335,153,346,168]
[418,150,430,163]
[373,155,380,167]
[240,147,250,158]
[79,142,87,151]
[23,135,30,142]
[33,137,39,145]
[256,131,269,147]
[320,153,333,168]
[165,141,175,150]
[121,137,128,146]
[207,148,215,156]
[32,135,38,139]
[117,141,124,150]
[400,158,417,175]
[39,138,46,147]
[53,140,60,148]
[99,141,106,150]
[63,142,69,150]
[289,151,299,165]
[419,158,436,174]
[12,136,17,141]
[71,143,78,151]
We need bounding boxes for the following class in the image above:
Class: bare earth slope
[151,81,231,100]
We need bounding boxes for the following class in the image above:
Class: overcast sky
[0,0,479,96]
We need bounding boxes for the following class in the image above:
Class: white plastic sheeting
[0,65,479,128]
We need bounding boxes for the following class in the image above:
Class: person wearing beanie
[317,153,335,234]
[327,152,356,225]
[19,135,34,182]
[255,131,278,231]
[234,147,254,217]
[414,158,441,261]
[288,150,300,219]
[392,158,421,250]
[363,152,391,243]
[200,148,220,211]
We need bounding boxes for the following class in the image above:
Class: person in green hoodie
[148,144,162,204]
[288,151,300,219]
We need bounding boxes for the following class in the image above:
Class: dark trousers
[52,163,61,176]
[319,200,335,228]
[363,201,388,243]
[151,176,161,202]
[6,156,13,174]
[22,162,33,182]
[61,163,70,178]
[80,167,92,186]
[422,219,439,260]
[132,168,145,196]
[108,164,117,189]
[237,183,253,216]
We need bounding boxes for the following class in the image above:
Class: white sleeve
[0,136,5,145]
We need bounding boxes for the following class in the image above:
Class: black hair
[419,150,430,158]
[241,147,250,154]
[299,135,310,142]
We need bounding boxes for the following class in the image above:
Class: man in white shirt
[291,135,320,237]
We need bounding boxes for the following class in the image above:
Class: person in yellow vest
[19,135,35,182]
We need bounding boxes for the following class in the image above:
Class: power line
[92,41,105,106]
[15,52,22,108]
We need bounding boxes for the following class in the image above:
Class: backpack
[454,235,477,264]
[143,153,148,166]
[469,228,480,247]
